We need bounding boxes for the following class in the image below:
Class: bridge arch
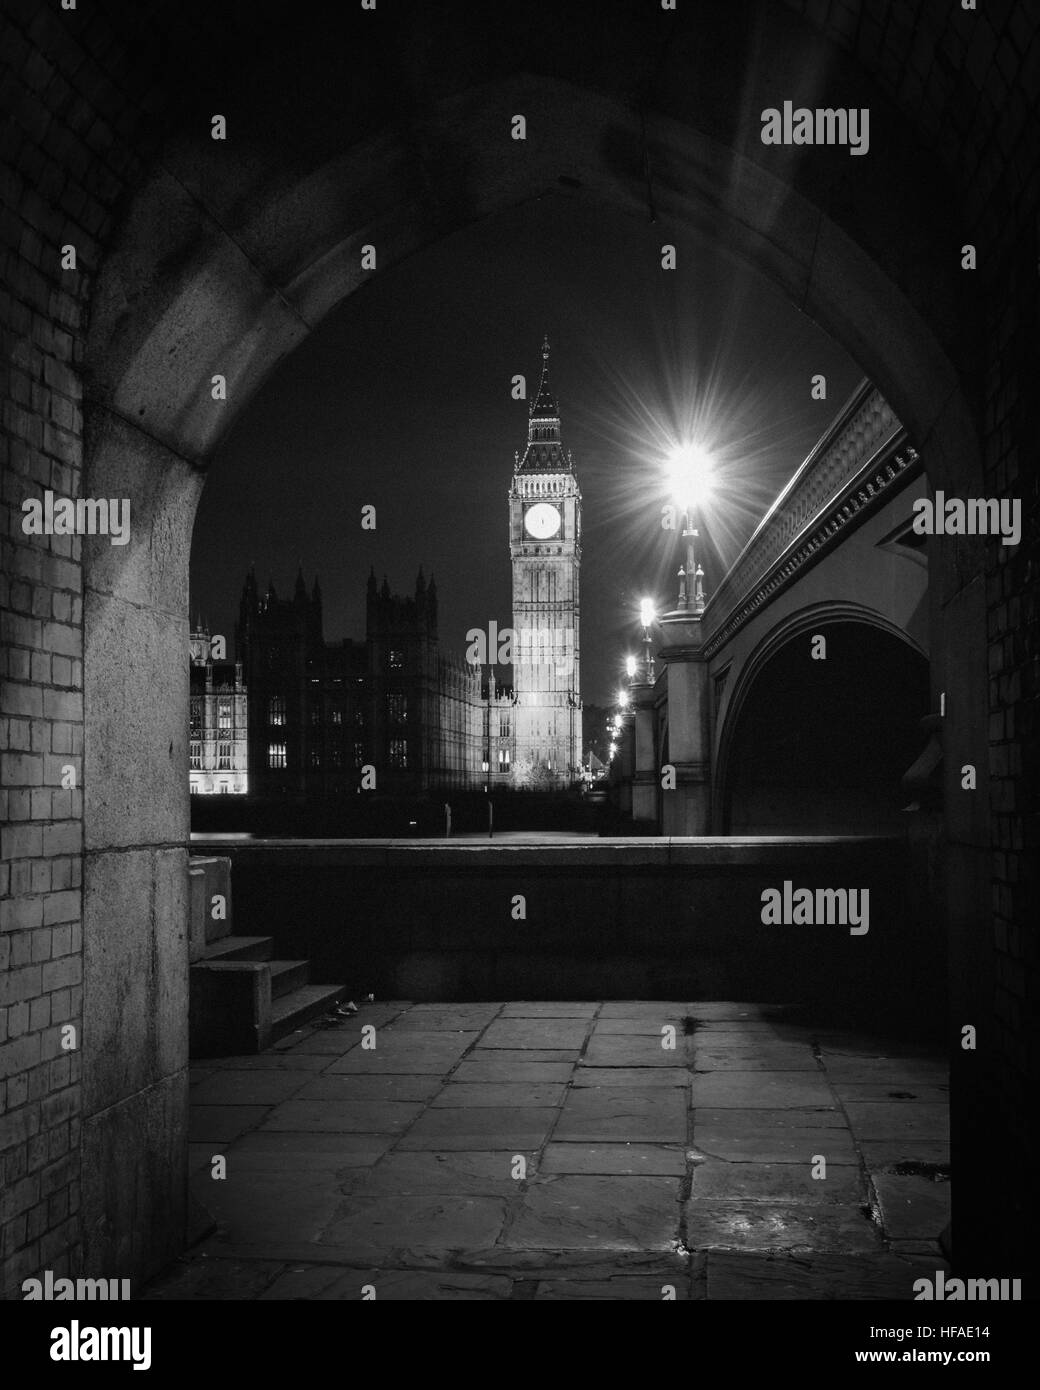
[714,603,929,835]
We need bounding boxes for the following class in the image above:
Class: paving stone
[534,1276,689,1299]
[705,1250,937,1300]
[821,1059,948,1083]
[320,1195,508,1252]
[555,1088,688,1144]
[193,1167,343,1247]
[277,1029,366,1055]
[478,1018,590,1050]
[582,1035,690,1068]
[694,1108,855,1163]
[452,1054,576,1083]
[693,1046,819,1071]
[397,1106,557,1151]
[390,1007,500,1031]
[294,1073,445,1103]
[447,1249,687,1277]
[260,1099,423,1133]
[325,1036,475,1074]
[500,1002,599,1018]
[189,1070,314,1107]
[597,1002,691,1017]
[874,1175,952,1239]
[858,1139,950,1168]
[188,1105,270,1144]
[827,1082,949,1103]
[695,1022,804,1035]
[208,1052,332,1071]
[690,1160,864,1203]
[341,1150,535,1196]
[593,1016,684,1035]
[690,1072,835,1109]
[574,1066,688,1088]
[506,1175,680,1250]
[844,1102,949,1141]
[685,1002,778,1021]
[140,1257,286,1301]
[686,1199,880,1253]
[260,1268,513,1300]
[541,1144,687,1176]
[230,1131,394,1169]
[432,1082,567,1108]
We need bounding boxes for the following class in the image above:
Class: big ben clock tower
[509,336,582,785]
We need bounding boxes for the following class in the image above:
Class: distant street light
[617,689,630,709]
[625,654,638,681]
[666,443,714,614]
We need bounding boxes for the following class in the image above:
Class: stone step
[271,984,346,1043]
[203,935,274,963]
[270,959,310,1000]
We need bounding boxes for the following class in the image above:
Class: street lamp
[639,597,656,680]
[666,443,713,614]
[617,689,630,709]
[625,653,638,682]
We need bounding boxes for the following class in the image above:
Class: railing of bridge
[702,380,920,658]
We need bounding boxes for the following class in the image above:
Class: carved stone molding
[703,384,920,659]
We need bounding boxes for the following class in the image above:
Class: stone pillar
[617,718,634,818]
[630,681,658,828]
[658,612,711,836]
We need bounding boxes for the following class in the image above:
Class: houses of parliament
[190,339,584,800]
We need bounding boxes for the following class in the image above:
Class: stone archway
[78,65,991,1281]
[717,610,930,835]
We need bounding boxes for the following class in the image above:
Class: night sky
[190,193,862,705]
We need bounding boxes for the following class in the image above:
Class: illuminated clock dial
[525,503,562,538]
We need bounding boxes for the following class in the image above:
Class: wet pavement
[144,1001,950,1300]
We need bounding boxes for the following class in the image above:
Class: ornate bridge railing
[701,381,921,659]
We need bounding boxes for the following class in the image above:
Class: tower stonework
[509,337,582,785]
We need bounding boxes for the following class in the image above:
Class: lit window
[190,703,201,736]
[218,700,232,731]
[268,743,287,769]
[389,738,407,768]
[331,708,343,725]
[387,693,407,723]
[218,742,231,771]
[310,749,321,769]
[268,696,286,726]
[353,742,364,767]
[388,649,403,670]
[190,742,201,770]
[329,745,343,769]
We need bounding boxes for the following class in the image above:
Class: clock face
[525,503,562,539]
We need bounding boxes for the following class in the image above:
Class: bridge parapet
[703,381,920,659]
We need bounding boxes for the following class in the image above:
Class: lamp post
[656,442,716,835]
[666,444,713,615]
[639,598,656,681]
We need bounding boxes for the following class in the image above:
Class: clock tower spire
[509,336,582,786]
